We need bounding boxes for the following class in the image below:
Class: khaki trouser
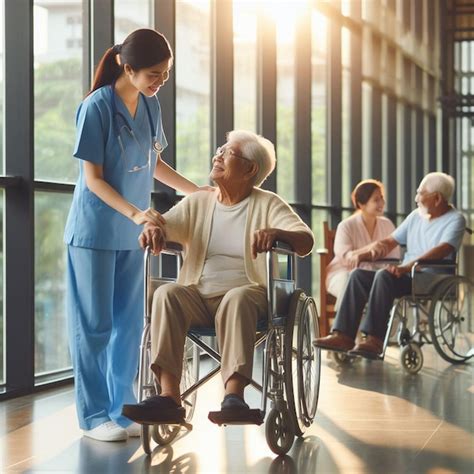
[150,283,267,387]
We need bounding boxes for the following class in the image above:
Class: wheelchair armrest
[373,258,401,264]
[270,240,295,256]
[316,248,329,255]
[144,242,183,261]
[162,241,184,254]
[411,260,457,280]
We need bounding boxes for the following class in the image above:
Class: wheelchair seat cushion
[122,395,185,425]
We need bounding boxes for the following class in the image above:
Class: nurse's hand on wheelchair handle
[252,228,280,259]
[139,223,165,255]
[132,207,166,228]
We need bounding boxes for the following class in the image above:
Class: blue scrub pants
[66,245,143,430]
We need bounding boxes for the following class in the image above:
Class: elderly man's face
[415,185,439,216]
[210,140,254,184]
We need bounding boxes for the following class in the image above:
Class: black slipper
[208,394,264,425]
[122,395,185,425]
[221,394,250,411]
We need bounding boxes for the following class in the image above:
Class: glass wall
[0,0,4,176]
[233,1,257,132]
[311,10,327,206]
[34,193,72,377]
[33,0,84,183]
[0,191,3,385]
[114,0,152,43]
[176,0,211,188]
[0,1,4,385]
[276,6,296,201]
[341,27,351,208]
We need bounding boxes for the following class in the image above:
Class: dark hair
[88,28,173,95]
[351,179,384,209]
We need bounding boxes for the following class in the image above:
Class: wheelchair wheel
[152,340,200,445]
[429,276,474,364]
[284,291,321,437]
[265,408,295,456]
[400,343,423,374]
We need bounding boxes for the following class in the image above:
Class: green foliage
[34,58,82,182]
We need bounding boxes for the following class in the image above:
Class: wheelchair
[381,258,474,374]
[136,241,321,456]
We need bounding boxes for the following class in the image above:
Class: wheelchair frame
[137,242,321,456]
[382,257,474,374]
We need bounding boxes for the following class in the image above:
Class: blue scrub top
[64,86,167,250]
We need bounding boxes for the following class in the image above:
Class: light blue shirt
[64,86,167,250]
[392,208,466,265]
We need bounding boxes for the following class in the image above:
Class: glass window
[311,209,330,310]
[233,1,257,132]
[0,0,4,176]
[341,27,351,208]
[276,5,296,201]
[0,190,4,385]
[35,192,72,379]
[361,81,372,179]
[34,0,84,183]
[311,11,327,205]
[176,0,211,188]
[114,0,152,43]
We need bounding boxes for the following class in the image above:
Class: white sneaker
[83,421,128,442]
[126,422,141,437]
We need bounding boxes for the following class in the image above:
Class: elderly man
[314,172,466,359]
[122,130,314,423]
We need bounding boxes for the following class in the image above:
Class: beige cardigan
[164,188,314,287]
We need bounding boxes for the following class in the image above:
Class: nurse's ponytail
[88,28,173,95]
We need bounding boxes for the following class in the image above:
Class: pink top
[326,213,400,289]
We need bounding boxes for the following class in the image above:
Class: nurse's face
[127,58,172,97]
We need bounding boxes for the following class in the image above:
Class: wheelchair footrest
[208,409,264,426]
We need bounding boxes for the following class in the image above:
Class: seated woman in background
[326,180,399,307]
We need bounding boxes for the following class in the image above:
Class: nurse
[64,29,206,442]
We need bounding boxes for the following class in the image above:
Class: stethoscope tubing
[110,82,161,153]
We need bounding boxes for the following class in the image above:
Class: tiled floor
[1,345,473,473]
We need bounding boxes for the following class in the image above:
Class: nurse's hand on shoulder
[139,223,165,255]
[132,207,166,228]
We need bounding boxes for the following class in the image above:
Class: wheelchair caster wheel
[265,408,294,455]
[152,424,180,445]
[141,424,152,455]
[400,343,423,374]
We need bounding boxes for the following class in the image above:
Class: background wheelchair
[382,256,474,374]
[136,241,321,456]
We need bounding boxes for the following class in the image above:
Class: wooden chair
[316,221,337,337]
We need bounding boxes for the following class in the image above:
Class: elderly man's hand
[252,228,280,259]
[386,264,412,278]
[139,223,165,255]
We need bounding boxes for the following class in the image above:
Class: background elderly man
[314,172,466,359]
[123,130,314,424]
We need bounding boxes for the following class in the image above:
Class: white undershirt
[197,197,251,297]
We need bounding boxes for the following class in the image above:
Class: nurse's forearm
[86,174,141,220]
[84,161,163,227]
[154,158,199,195]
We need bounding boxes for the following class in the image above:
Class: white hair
[419,172,455,202]
[227,130,276,187]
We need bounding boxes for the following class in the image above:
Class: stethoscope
[111,81,163,154]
